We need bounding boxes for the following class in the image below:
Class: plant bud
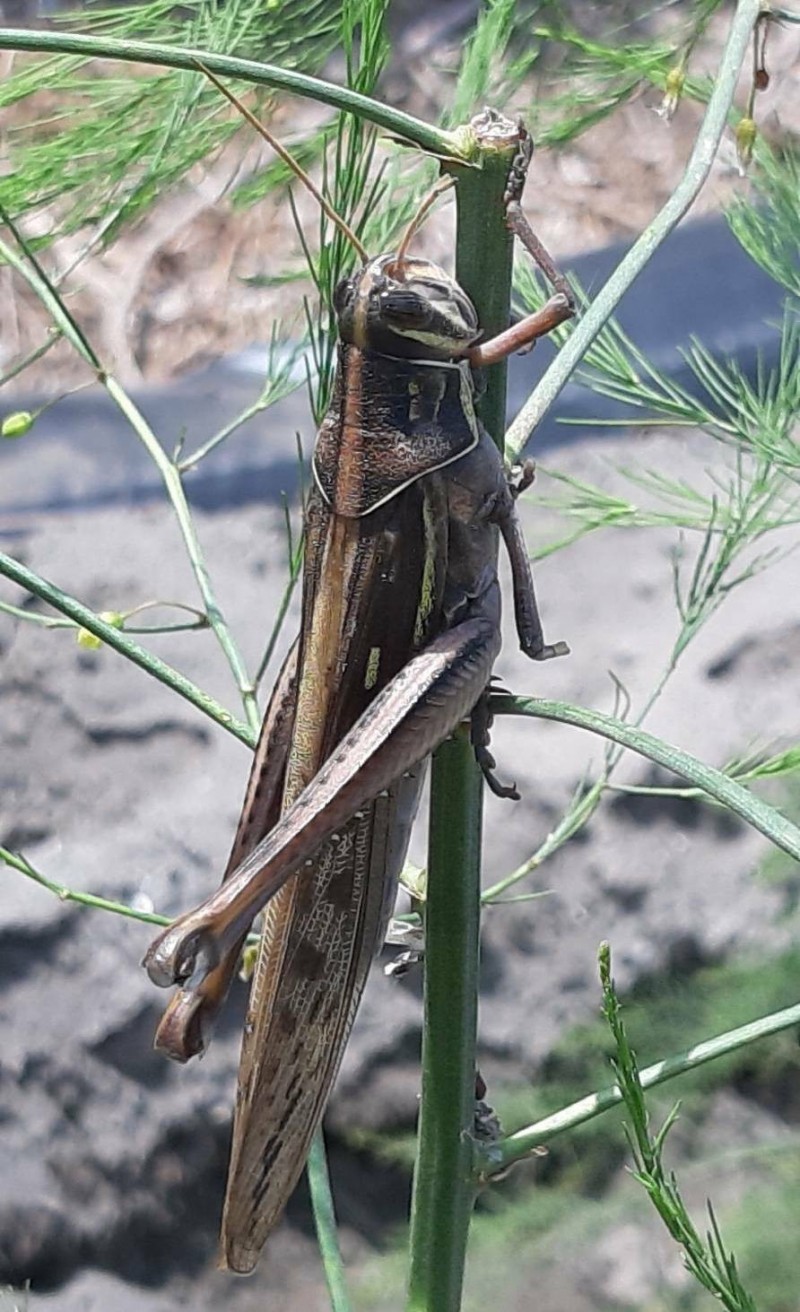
[76,610,124,649]
[2,411,35,439]
[735,117,757,174]
[657,64,685,121]
[239,943,259,982]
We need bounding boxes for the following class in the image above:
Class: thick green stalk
[407,730,483,1312]
[406,123,518,1312]
[452,148,516,436]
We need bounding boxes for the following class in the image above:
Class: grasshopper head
[334,254,480,361]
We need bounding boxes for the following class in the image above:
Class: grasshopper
[143,102,574,1274]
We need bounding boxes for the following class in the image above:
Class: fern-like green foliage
[2,0,343,238]
[1,0,732,254]
[600,944,759,1312]
[512,126,800,543]
[727,145,800,299]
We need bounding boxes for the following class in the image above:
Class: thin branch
[491,694,800,864]
[0,330,62,386]
[0,549,254,747]
[504,0,764,461]
[0,215,260,735]
[307,1131,353,1312]
[0,29,459,158]
[1,844,262,946]
[106,376,262,733]
[176,369,302,472]
[0,596,209,635]
[1,845,171,929]
[479,999,800,1174]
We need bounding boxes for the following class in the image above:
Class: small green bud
[735,117,758,174]
[2,411,35,439]
[76,610,124,649]
[399,862,427,903]
[76,630,103,650]
[656,64,685,121]
[598,940,611,988]
[239,943,259,982]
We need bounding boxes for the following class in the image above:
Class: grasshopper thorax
[334,254,480,362]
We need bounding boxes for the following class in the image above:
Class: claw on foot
[476,743,520,800]
[154,991,210,1063]
[142,924,218,989]
[508,458,536,499]
[471,694,521,800]
[529,638,570,661]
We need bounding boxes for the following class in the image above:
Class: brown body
[144,246,572,1272]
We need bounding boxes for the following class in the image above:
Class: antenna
[196,62,369,265]
[392,176,454,273]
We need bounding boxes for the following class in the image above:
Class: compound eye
[333,276,354,316]
[379,288,432,329]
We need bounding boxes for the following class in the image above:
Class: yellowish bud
[2,410,35,439]
[656,64,685,121]
[735,117,758,174]
[239,943,259,982]
[76,611,124,649]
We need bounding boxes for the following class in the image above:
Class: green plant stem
[1,843,262,945]
[0,597,208,634]
[176,386,296,472]
[406,120,518,1312]
[0,329,61,386]
[307,1130,352,1312]
[0,845,172,928]
[104,377,261,735]
[254,551,303,690]
[491,694,800,863]
[597,944,757,1312]
[479,998,800,1175]
[0,29,458,158]
[451,159,515,439]
[504,0,764,462]
[0,549,254,747]
[408,730,483,1312]
[481,777,603,903]
[0,218,260,736]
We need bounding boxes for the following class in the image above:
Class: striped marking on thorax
[333,268,373,514]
